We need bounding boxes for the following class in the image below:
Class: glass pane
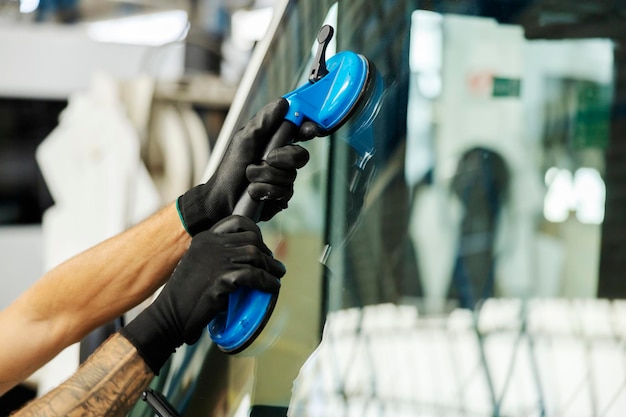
[290,1,626,416]
[323,1,617,312]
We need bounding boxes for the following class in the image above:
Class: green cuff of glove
[175,197,191,236]
[177,187,218,236]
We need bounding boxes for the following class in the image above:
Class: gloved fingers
[297,121,325,141]
[195,287,231,320]
[246,162,296,186]
[204,216,274,256]
[228,266,284,293]
[265,145,310,169]
[247,183,294,202]
[257,201,289,222]
[209,215,261,236]
[254,97,289,126]
[219,229,275,258]
[246,159,298,202]
[229,244,287,278]
[234,98,289,150]
[183,327,204,346]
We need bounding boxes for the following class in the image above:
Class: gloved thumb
[298,121,326,141]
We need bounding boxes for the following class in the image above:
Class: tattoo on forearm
[12,333,154,417]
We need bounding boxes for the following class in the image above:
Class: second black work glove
[177,98,311,236]
[119,215,286,374]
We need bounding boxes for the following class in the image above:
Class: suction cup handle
[309,25,334,83]
[209,120,298,353]
[233,120,300,220]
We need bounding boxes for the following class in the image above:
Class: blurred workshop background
[0,0,271,305]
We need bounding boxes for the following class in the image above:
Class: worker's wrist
[119,311,178,375]
[177,185,218,236]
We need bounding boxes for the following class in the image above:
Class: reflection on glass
[573,167,605,225]
[544,167,606,225]
[324,5,615,314]
[544,167,576,223]
[290,1,624,416]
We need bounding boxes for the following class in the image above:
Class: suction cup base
[208,290,279,355]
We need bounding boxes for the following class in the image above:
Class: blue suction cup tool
[283,24,383,168]
[208,24,381,354]
[207,287,277,354]
[283,50,373,134]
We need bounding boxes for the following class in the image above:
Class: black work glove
[177,98,312,236]
[119,215,285,374]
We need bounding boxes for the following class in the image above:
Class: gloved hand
[119,215,285,374]
[177,98,312,236]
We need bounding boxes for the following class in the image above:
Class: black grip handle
[233,120,300,221]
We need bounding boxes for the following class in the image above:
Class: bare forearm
[39,203,191,330]
[0,203,189,394]
[11,333,153,417]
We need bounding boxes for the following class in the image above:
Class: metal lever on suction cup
[309,25,334,83]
